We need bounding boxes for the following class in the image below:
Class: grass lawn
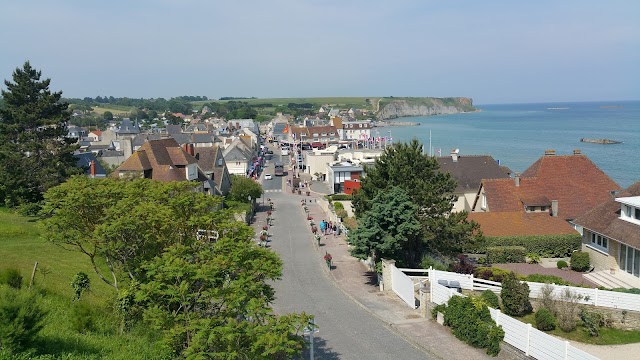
[0,208,168,359]
[191,96,379,110]
[517,313,640,345]
[90,104,130,116]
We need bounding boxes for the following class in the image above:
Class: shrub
[580,309,605,337]
[611,288,640,294]
[442,295,504,356]
[474,267,512,283]
[336,209,348,220]
[524,274,574,286]
[539,284,557,315]
[0,268,23,289]
[71,272,90,301]
[420,254,448,271]
[500,272,532,317]
[342,217,357,231]
[452,254,475,274]
[535,308,556,331]
[555,288,583,332]
[0,288,47,354]
[431,303,447,320]
[70,302,95,334]
[527,253,541,264]
[556,260,568,269]
[480,290,500,309]
[486,246,526,264]
[570,251,590,272]
[333,202,344,211]
[463,234,581,257]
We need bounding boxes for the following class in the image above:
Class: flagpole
[429,129,432,157]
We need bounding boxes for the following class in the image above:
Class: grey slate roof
[436,155,510,193]
[116,118,140,134]
[74,152,107,176]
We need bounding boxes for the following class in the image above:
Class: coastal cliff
[376,97,475,120]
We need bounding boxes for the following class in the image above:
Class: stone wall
[531,298,640,330]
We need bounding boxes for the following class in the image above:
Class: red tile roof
[482,153,620,220]
[468,212,578,237]
[115,138,200,182]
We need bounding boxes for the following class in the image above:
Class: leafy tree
[137,228,313,358]
[0,61,82,208]
[352,139,480,258]
[0,288,47,354]
[500,272,532,317]
[103,110,114,121]
[40,176,225,291]
[348,187,422,267]
[227,175,263,203]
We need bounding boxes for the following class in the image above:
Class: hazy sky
[1,0,638,104]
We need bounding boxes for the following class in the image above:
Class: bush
[480,290,500,309]
[539,284,557,315]
[527,253,541,264]
[524,274,574,286]
[535,308,556,331]
[500,272,532,317]
[71,272,90,301]
[329,194,352,201]
[0,288,47,354]
[611,288,640,294]
[474,267,512,283]
[342,217,357,231]
[452,254,475,274]
[464,234,581,257]
[570,251,590,272]
[70,302,95,334]
[486,246,526,264]
[333,202,344,211]
[580,309,605,337]
[336,209,348,220]
[0,268,23,289]
[557,260,568,269]
[420,254,448,271]
[442,295,504,356]
[556,288,583,332]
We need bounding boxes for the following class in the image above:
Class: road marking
[264,189,282,193]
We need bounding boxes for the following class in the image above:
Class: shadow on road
[300,336,341,360]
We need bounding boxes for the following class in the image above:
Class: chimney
[573,149,582,155]
[189,143,195,156]
[551,200,558,217]
[544,149,556,156]
[451,149,459,162]
[90,160,96,178]
[183,144,189,154]
[610,190,620,200]
[514,173,520,187]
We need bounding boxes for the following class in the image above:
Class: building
[436,151,510,212]
[74,152,107,178]
[573,181,640,286]
[193,146,232,196]
[326,160,364,194]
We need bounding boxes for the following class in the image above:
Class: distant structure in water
[580,138,622,144]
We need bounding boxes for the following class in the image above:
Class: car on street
[264,174,273,180]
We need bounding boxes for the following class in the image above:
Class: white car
[264,174,273,180]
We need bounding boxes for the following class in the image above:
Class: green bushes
[500,272,532,317]
[333,202,344,211]
[421,254,448,271]
[557,260,568,269]
[535,308,556,331]
[579,309,607,337]
[0,288,47,354]
[70,302,96,334]
[464,234,581,257]
[570,251,590,272]
[486,246,526,263]
[336,209,348,220]
[71,272,90,301]
[441,295,504,356]
[480,290,500,309]
[325,194,352,201]
[474,267,512,282]
[524,274,574,286]
[0,268,22,289]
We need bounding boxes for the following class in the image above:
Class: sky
[1,0,639,104]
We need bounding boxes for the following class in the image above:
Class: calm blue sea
[386,101,640,189]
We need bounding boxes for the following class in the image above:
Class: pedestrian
[333,224,337,237]
[320,220,325,234]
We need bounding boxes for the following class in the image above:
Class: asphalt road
[267,192,432,360]
[261,153,284,192]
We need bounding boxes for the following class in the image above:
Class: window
[590,232,609,251]
[481,193,487,209]
[217,158,223,166]
[636,208,640,220]
[626,205,632,217]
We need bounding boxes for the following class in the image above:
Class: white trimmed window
[590,232,608,251]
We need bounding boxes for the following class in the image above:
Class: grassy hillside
[192,97,378,110]
[0,208,167,359]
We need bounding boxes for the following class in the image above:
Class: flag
[283,124,289,134]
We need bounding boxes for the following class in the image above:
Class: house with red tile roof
[472,150,621,223]
[573,181,640,285]
[113,138,214,195]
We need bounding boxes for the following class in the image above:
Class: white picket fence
[427,268,640,312]
[431,282,599,360]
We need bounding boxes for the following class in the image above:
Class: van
[281,149,289,156]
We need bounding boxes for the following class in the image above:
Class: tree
[349,187,422,267]
[40,176,225,291]
[137,234,313,358]
[103,111,114,121]
[0,288,47,354]
[0,61,82,208]
[500,272,532,317]
[227,175,263,203]
[352,139,479,257]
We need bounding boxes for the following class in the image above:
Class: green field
[192,97,380,110]
[0,208,167,359]
[90,104,131,116]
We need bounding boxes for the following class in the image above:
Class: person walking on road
[320,220,326,234]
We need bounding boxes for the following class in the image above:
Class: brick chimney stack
[451,149,459,162]
[551,200,558,217]
[544,149,556,156]
[573,149,582,155]
[90,160,96,177]
[514,173,520,187]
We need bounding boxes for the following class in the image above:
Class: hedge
[325,194,352,201]
[464,234,581,258]
[486,246,526,264]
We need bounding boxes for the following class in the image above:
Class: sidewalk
[288,189,523,360]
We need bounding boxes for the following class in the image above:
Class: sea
[385,100,640,189]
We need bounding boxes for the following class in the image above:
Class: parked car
[264,174,273,180]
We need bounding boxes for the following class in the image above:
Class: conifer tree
[0,61,81,208]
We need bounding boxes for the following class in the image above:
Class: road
[265,191,432,360]
[261,152,288,192]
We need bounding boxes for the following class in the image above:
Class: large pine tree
[0,61,81,208]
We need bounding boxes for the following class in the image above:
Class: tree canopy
[0,62,82,209]
[228,175,263,203]
[352,139,480,261]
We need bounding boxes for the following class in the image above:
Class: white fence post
[564,341,569,360]
[526,323,531,356]
[430,270,434,303]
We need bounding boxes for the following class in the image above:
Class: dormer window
[617,197,640,225]
[217,158,223,166]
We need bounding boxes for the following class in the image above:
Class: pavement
[253,169,521,359]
